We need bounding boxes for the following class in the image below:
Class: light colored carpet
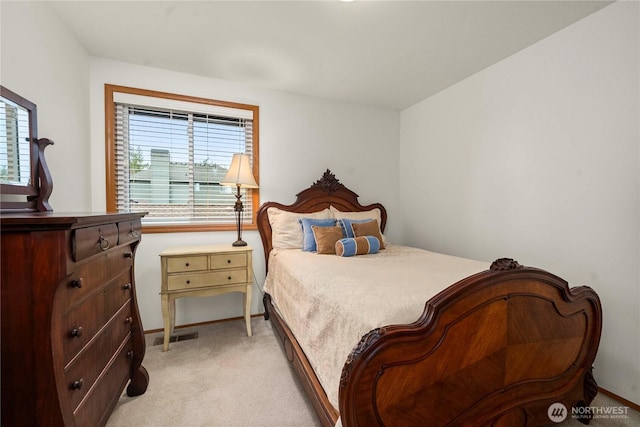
[107,318,639,427]
[107,318,321,427]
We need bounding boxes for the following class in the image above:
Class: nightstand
[159,244,253,351]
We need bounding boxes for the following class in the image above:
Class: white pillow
[330,206,382,225]
[330,206,387,244]
[268,207,331,249]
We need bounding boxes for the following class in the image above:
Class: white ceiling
[48,0,612,110]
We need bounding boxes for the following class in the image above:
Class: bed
[257,170,602,427]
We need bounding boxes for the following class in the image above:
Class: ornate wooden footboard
[258,171,602,427]
[339,258,601,426]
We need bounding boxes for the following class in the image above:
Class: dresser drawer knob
[124,252,133,258]
[185,262,190,267]
[131,229,140,238]
[127,350,134,358]
[228,276,232,280]
[99,235,110,251]
[70,278,84,288]
[125,316,133,324]
[123,283,132,290]
[227,259,231,264]
[71,379,84,390]
[70,327,83,338]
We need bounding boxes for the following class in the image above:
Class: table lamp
[220,153,259,246]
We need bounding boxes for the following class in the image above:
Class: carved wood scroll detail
[25,138,54,212]
[490,258,523,272]
[310,169,346,194]
[340,327,386,388]
[36,138,54,212]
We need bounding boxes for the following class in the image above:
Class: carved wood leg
[574,367,599,425]
[127,365,149,397]
[263,293,271,320]
[128,265,148,397]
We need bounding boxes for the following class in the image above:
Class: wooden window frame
[105,84,259,234]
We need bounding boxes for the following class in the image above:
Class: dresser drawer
[63,333,99,411]
[60,274,132,366]
[59,246,134,313]
[73,223,119,262]
[166,255,208,273]
[167,269,248,291]
[210,253,247,270]
[63,304,132,412]
[60,291,105,365]
[104,304,134,359]
[104,271,133,319]
[117,219,142,246]
[72,338,133,427]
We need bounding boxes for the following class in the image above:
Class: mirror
[0,86,53,212]
[1,88,34,186]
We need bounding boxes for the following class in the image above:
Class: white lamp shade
[220,153,259,188]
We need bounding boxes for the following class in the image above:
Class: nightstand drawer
[166,255,208,273]
[210,253,247,270]
[167,269,248,291]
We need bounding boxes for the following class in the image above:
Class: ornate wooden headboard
[256,170,387,269]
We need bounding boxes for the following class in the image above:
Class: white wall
[1,1,91,211]
[89,58,400,331]
[5,0,638,407]
[399,1,639,404]
[1,1,400,335]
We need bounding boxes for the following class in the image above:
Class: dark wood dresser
[1,212,149,427]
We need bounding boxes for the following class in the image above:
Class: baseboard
[599,387,640,412]
[144,313,265,335]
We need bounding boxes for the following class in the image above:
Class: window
[105,85,259,233]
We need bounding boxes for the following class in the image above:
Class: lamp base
[232,239,248,247]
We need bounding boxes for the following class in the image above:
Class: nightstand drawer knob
[125,316,133,324]
[123,283,132,290]
[71,379,84,390]
[227,259,231,264]
[228,276,232,280]
[185,262,190,267]
[127,350,134,358]
[124,252,133,258]
[70,278,84,288]
[70,327,83,338]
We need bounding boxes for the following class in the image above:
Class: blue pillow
[335,236,380,257]
[337,218,372,238]
[299,218,336,251]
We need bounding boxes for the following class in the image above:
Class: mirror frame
[0,85,53,212]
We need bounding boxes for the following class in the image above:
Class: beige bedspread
[263,244,488,410]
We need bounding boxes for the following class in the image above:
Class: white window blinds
[0,99,31,185]
[112,95,257,226]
